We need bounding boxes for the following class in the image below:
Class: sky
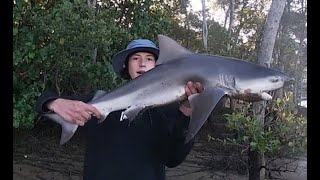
[190,0,202,11]
[189,0,226,25]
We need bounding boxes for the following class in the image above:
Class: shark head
[229,65,295,101]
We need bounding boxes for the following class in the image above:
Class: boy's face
[127,52,156,79]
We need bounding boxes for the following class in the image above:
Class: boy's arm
[159,103,195,168]
[34,90,100,126]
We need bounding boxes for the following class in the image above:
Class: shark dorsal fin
[156,35,193,65]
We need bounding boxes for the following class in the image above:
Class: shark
[42,34,294,145]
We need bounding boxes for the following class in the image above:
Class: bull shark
[42,34,294,145]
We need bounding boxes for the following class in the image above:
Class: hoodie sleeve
[158,103,195,168]
[34,90,96,114]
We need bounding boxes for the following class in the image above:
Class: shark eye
[271,77,279,83]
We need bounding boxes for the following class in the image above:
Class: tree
[202,0,208,51]
[291,0,307,104]
[250,0,286,179]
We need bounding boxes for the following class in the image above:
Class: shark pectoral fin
[121,105,145,122]
[60,121,78,145]
[185,87,228,144]
[42,113,78,145]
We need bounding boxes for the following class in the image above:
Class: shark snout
[277,74,295,87]
[271,75,294,84]
[282,75,295,84]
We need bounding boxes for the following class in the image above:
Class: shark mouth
[137,71,146,75]
[230,89,273,102]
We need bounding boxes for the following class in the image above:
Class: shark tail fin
[42,113,78,145]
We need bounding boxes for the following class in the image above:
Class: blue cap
[112,39,159,79]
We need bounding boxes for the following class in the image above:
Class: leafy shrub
[223,92,307,156]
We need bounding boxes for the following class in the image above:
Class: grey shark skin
[42,34,294,145]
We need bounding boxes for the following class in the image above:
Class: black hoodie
[35,90,195,180]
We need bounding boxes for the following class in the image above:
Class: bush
[223,92,306,157]
[13,0,171,129]
[201,92,306,173]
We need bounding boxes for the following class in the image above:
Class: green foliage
[207,20,230,55]
[224,111,281,154]
[108,0,172,41]
[223,92,307,156]
[265,92,307,156]
[13,0,172,129]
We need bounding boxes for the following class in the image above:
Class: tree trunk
[257,0,286,67]
[251,101,267,180]
[294,0,307,104]
[87,0,98,64]
[185,12,190,48]
[249,147,265,180]
[202,0,208,52]
[250,0,286,180]
[224,5,230,29]
[227,0,236,108]
[230,0,248,53]
[274,0,291,101]
[226,0,235,53]
[228,0,234,34]
[181,0,190,48]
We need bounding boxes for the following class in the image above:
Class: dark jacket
[35,90,195,180]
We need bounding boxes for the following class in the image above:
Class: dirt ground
[13,119,307,180]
